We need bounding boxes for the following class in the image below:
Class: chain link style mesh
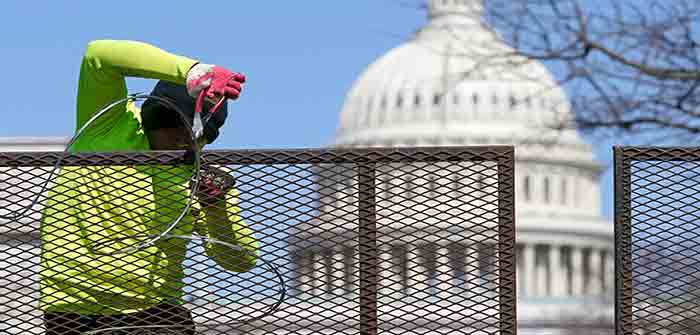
[0,147,515,335]
[615,147,700,335]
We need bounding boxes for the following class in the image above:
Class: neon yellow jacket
[39,40,258,315]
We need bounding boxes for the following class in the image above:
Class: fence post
[357,163,377,335]
[498,148,518,334]
[614,146,633,335]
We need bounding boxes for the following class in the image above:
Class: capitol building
[0,1,613,334]
[287,0,614,333]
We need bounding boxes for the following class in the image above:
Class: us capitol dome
[291,0,614,334]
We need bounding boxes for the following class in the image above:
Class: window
[382,174,392,198]
[414,94,421,107]
[405,176,415,198]
[397,94,403,108]
[543,177,550,203]
[523,176,531,202]
[347,178,356,199]
[380,96,387,110]
[509,95,517,108]
[429,176,437,198]
[561,179,567,205]
[453,94,459,105]
[477,174,485,197]
[433,93,442,106]
[472,93,479,105]
[452,174,461,198]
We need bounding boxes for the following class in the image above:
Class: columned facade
[291,242,612,301]
[289,0,615,333]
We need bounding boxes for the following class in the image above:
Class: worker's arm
[197,191,259,272]
[76,39,198,130]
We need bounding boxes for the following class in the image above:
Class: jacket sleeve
[75,39,198,131]
[196,187,259,272]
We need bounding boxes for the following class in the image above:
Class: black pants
[44,304,195,335]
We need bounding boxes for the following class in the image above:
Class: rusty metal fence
[615,147,700,335]
[0,146,516,335]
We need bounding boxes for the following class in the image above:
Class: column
[573,177,580,208]
[589,249,602,296]
[406,244,430,300]
[571,247,583,296]
[435,245,454,300]
[549,244,565,297]
[389,247,404,298]
[516,245,524,299]
[379,246,393,298]
[296,253,313,299]
[524,244,536,298]
[352,247,360,298]
[537,254,547,297]
[604,250,615,294]
[331,251,345,296]
[313,251,326,297]
[464,244,478,296]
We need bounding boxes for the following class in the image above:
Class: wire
[0,94,201,247]
[88,93,204,255]
[81,234,287,335]
[84,91,229,256]
[3,88,288,330]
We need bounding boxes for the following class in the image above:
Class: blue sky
[0,1,423,147]
[0,1,616,218]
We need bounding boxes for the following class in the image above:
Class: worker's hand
[186,63,246,103]
[191,166,236,207]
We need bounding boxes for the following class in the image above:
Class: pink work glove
[186,63,246,103]
[190,166,236,207]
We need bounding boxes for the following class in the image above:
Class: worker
[39,39,258,335]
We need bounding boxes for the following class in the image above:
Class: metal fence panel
[615,147,700,335]
[0,146,516,335]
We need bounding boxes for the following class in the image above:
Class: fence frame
[613,146,700,335]
[0,146,517,335]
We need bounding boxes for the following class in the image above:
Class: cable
[1,90,231,255]
[91,87,235,255]
[81,234,287,335]
[2,85,288,330]
[0,94,200,242]
[75,91,288,329]
[89,93,205,256]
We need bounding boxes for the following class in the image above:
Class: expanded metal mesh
[0,146,516,335]
[615,147,700,335]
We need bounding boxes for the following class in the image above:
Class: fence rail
[615,147,700,335]
[0,146,516,335]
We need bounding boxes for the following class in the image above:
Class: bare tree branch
[472,0,700,141]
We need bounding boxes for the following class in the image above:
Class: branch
[575,117,700,134]
[586,40,700,81]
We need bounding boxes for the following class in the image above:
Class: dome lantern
[427,0,484,22]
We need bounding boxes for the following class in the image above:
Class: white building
[288,0,614,334]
